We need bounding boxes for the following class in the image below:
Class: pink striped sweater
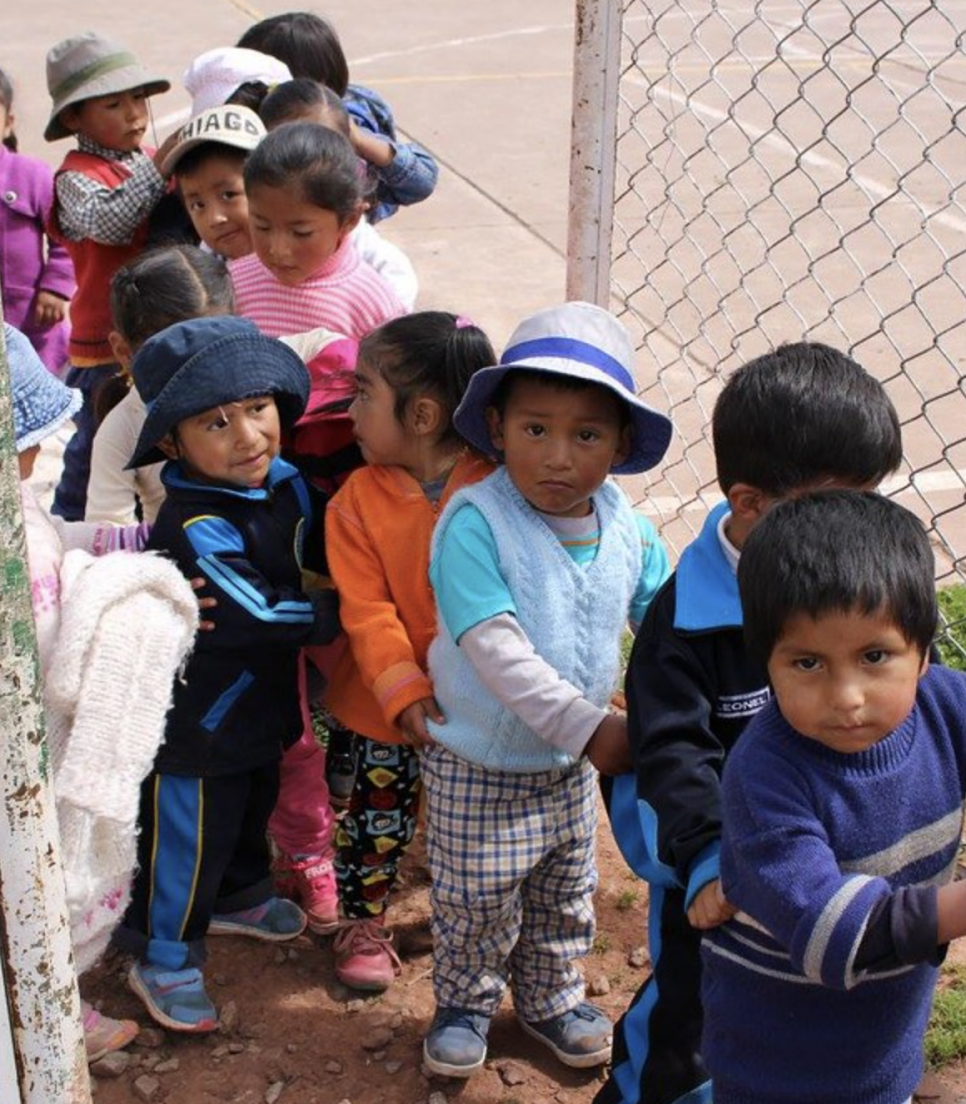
[229,237,405,339]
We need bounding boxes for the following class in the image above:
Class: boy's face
[178,152,251,260]
[247,181,358,287]
[768,607,927,754]
[159,395,280,488]
[486,376,631,518]
[61,88,149,152]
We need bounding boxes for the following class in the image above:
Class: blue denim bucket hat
[5,323,81,452]
[453,301,673,475]
[127,316,310,469]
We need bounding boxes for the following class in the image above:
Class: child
[44,31,171,521]
[0,67,73,374]
[161,104,266,261]
[259,80,418,310]
[7,322,197,1062]
[116,316,341,1032]
[320,312,496,991]
[237,11,438,223]
[420,302,673,1077]
[596,342,904,1104]
[85,245,236,526]
[230,122,406,339]
[702,490,966,1104]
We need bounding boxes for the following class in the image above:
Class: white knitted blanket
[44,549,198,974]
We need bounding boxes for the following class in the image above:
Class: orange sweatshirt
[321,452,494,743]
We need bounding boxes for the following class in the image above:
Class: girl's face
[247,181,357,286]
[349,359,412,469]
[61,89,150,152]
[178,153,251,260]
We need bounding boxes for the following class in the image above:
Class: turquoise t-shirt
[431,500,670,643]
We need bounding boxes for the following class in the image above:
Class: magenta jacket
[0,145,74,373]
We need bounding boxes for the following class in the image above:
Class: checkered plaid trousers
[421,744,598,1022]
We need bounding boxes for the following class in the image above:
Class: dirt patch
[85,798,651,1104]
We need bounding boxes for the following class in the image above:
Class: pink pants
[267,653,335,860]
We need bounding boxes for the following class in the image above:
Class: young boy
[116,316,341,1032]
[161,104,266,261]
[703,490,966,1104]
[597,342,903,1104]
[44,32,170,520]
[420,301,673,1077]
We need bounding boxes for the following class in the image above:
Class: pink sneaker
[273,853,340,935]
[333,917,402,991]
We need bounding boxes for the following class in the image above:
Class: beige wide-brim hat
[45,31,170,142]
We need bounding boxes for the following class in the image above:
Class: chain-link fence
[570,0,966,659]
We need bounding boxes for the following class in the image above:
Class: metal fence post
[567,0,622,305]
[0,318,91,1103]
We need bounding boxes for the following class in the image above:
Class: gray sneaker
[519,1002,613,1068]
[423,1006,491,1077]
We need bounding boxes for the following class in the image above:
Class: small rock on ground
[89,1051,131,1079]
[132,1075,161,1102]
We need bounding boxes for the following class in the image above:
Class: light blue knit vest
[427,466,642,772]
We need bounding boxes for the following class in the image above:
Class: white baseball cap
[183,47,291,114]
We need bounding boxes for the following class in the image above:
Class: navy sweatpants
[120,762,279,969]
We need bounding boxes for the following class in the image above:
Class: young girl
[317,312,495,991]
[0,67,73,374]
[230,123,405,339]
[85,245,236,526]
[237,11,438,223]
[259,80,418,311]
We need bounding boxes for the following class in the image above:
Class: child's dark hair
[225,81,272,114]
[244,122,362,221]
[738,490,937,665]
[488,369,632,430]
[713,341,902,496]
[360,313,495,445]
[260,78,345,131]
[0,67,17,151]
[238,12,349,97]
[110,245,234,349]
[173,141,248,181]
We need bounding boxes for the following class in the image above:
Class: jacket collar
[160,455,299,500]
[673,500,743,632]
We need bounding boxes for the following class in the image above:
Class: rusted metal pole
[567,0,622,305]
[0,317,91,1103]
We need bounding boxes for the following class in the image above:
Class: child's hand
[397,697,443,748]
[687,879,737,930]
[585,713,632,775]
[191,577,217,632]
[33,291,68,328]
[152,132,182,175]
[347,119,393,169]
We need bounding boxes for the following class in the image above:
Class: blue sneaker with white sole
[208,896,306,941]
[423,1006,491,1077]
[519,1002,613,1068]
[128,963,218,1033]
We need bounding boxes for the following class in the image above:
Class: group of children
[4,13,966,1104]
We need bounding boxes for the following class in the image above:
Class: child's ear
[485,406,505,451]
[409,396,442,437]
[727,482,771,525]
[611,423,633,470]
[156,433,180,461]
[337,202,364,242]
[58,105,82,134]
[108,330,134,372]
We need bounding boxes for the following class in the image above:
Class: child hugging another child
[319,312,496,991]
[703,491,966,1104]
[230,121,405,339]
[43,32,171,521]
[420,302,673,1077]
[116,317,341,1032]
[237,11,438,224]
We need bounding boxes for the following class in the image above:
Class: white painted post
[567,0,622,305]
[0,318,91,1104]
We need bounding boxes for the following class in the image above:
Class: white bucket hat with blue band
[453,300,673,475]
[5,323,82,452]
